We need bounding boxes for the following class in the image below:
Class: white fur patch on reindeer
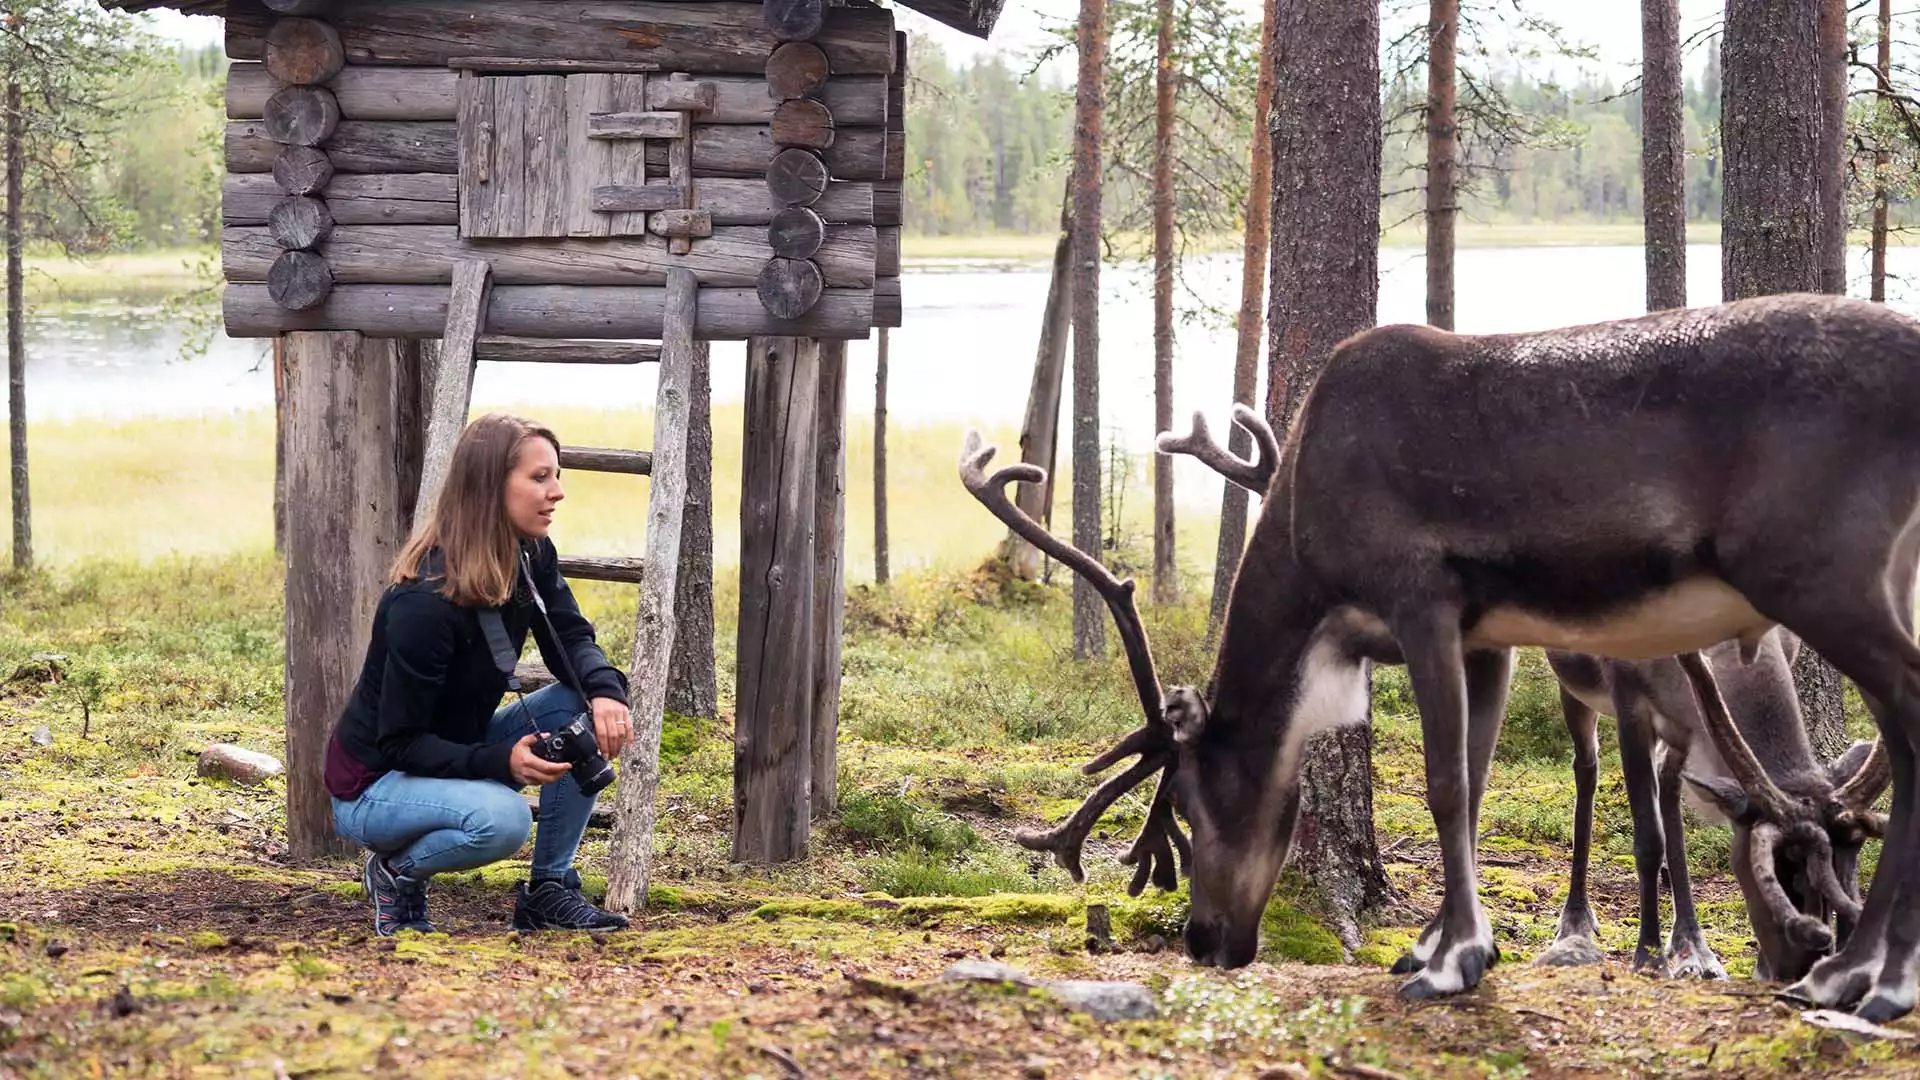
[1273,621,1372,786]
[1467,577,1769,661]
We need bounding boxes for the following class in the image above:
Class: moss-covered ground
[0,554,1912,1078]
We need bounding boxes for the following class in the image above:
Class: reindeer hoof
[1396,942,1495,1000]
[1782,964,1872,1010]
[1665,940,1727,981]
[1531,936,1602,967]
[1389,951,1425,975]
[1854,991,1917,1024]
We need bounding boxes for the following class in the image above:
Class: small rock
[1141,934,1167,955]
[988,943,1007,959]
[322,991,352,1004]
[196,744,284,786]
[940,960,1042,987]
[1043,979,1159,1021]
[44,941,68,959]
[747,981,769,994]
[107,986,140,1018]
[589,932,610,948]
[29,725,52,748]
[1022,1057,1050,1079]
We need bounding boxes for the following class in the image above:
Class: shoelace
[537,884,606,925]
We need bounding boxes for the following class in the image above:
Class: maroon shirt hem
[324,731,385,801]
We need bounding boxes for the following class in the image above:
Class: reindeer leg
[1615,697,1669,976]
[1395,611,1497,1000]
[1536,686,1604,968]
[1658,737,1727,980]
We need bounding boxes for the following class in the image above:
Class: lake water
[25,243,1920,508]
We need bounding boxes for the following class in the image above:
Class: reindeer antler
[1748,822,1838,952]
[1675,651,1797,824]
[959,432,1184,886]
[1832,739,1891,816]
[1155,404,1281,495]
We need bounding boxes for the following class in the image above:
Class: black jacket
[325,537,628,794]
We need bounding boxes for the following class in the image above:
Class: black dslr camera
[530,713,616,797]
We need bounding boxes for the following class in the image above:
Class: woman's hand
[510,733,574,786]
[591,697,632,759]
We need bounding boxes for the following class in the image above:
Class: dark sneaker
[363,853,434,936]
[513,876,629,932]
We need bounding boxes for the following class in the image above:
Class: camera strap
[476,548,591,738]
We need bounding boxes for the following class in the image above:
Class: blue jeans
[331,683,599,882]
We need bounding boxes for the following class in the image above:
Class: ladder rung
[474,336,663,365]
[513,660,556,690]
[557,555,646,584]
[559,446,652,475]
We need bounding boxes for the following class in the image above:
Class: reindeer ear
[1164,687,1208,745]
[1683,771,1752,821]
[1828,740,1876,791]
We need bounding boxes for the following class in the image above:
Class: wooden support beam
[223,224,878,288]
[268,196,334,250]
[226,0,897,76]
[875,276,900,328]
[226,173,875,227]
[811,340,846,818]
[733,336,821,864]
[474,336,662,364]
[873,181,900,227]
[416,260,491,515]
[265,17,345,85]
[282,331,415,861]
[558,446,653,474]
[557,555,647,583]
[605,267,699,913]
[227,120,887,178]
[227,63,884,126]
[223,283,877,339]
[647,209,713,239]
[273,145,334,195]
[263,84,341,146]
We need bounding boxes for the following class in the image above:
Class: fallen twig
[754,1044,806,1078]
[1513,1006,1568,1026]
[1323,1058,1413,1080]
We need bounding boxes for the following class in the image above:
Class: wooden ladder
[416,258,696,907]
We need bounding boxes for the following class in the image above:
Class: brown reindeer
[961,292,1907,1017]
[1539,631,1887,983]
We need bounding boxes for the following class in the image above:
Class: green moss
[971,894,1081,926]
[188,930,230,951]
[318,880,365,900]
[1352,927,1419,969]
[643,884,717,911]
[0,973,46,1009]
[750,899,890,924]
[1259,900,1344,965]
[1108,885,1189,943]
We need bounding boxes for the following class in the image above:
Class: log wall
[220,0,898,339]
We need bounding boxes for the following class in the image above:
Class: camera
[530,713,616,796]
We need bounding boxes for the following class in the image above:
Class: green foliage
[861,849,1033,898]
[837,789,978,856]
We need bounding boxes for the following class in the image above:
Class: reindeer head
[959,412,1299,969]
[1675,651,1890,981]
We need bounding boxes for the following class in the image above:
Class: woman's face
[506,437,565,539]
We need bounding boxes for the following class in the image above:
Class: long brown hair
[391,413,560,607]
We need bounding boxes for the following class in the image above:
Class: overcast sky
[138,1,1728,87]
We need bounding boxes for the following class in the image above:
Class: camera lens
[574,756,615,797]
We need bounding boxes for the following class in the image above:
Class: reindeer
[1538,632,1887,983]
[960,292,1907,1017]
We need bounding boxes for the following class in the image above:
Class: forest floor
[1,555,1914,1079]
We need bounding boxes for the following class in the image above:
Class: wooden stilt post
[811,340,846,817]
[733,335,820,863]
[605,268,699,913]
[282,330,414,861]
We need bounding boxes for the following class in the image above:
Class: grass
[2,244,217,304]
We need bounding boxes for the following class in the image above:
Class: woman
[323,413,634,936]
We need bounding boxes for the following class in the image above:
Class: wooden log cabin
[100,0,1005,911]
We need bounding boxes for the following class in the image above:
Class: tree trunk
[873,327,889,584]
[1722,0,1821,300]
[1071,0,1108,660]
[1209,0,1276,641]
[1873,0,1890,303]
[1817,0,1848,296]
[667,341,717,720]
[7,81,27,572]
[1723,0,1850,760]
[1269,0,1393,951]
[733,336,819,864]
[1005,181,1072,581]
[1425,0,1457,330]
[1641,0,1687,311]
[1150,0,1177,604]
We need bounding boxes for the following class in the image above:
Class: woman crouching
[323,413,633,935]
